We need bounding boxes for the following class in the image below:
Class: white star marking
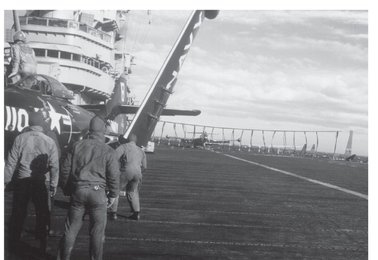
[46,101,69,134]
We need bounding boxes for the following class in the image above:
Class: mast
[13,10,21,31]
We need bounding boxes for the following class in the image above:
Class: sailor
[8,31,37,82]
[19,110,62,237]
[57,116,120,260]
[4,111,59,254]
[109,133,147,221]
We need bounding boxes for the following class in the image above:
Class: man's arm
[48,140,60,196]
[115,145,125,160]
[106,150,120,199]
[46,130,61,159]
[9,45,20,76]
[4,136,21,185]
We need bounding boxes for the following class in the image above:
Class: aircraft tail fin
[309,144,316,153]
[300,143,307,156]
[105,75,129,120]
[123,10,219,147]
[344,130,353,157]
[344,130,356,161]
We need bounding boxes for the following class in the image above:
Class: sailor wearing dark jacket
[57,116,120,260]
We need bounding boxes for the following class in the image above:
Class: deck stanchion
[270,130,276,153]
[333,131,339,159]
[192,125,196,148]
[230,129,235,151]
[239,130,244,151]
[262,130,266,153]
[222,128,225,151]
[173,123,180,147]
[249,130,254,152]
[158,121,166,145]
[182,124,186,149]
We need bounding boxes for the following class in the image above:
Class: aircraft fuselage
[4,79,95,155]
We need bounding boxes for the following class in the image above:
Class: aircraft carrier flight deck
[4,145,368,259]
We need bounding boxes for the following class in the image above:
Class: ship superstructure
[5,10,134,133]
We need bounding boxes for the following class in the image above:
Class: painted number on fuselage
[5,106,29,132]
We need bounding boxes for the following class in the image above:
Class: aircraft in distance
[161,131,240,148]
[4,10,219,155]
[343,130,356,161]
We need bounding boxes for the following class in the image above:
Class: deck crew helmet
[13,31,27,43]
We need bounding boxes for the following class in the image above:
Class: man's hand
[50,186,57,197]
[107,197,116,208]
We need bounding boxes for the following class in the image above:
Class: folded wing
[79,104,201,117]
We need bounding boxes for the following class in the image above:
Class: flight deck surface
[4,146,368,259]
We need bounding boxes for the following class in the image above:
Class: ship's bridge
[27,42,114,101]
[16,12,123,105]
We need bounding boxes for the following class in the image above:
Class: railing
[33,47,115,75]
[6,44,121,77]
[153,120,346,156]
[19,16,113,44]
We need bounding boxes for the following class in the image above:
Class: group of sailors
[4,31,147,260]
[5,112,147,260]
[4,30,148,259]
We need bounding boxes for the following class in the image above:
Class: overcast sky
[121,10,368,155]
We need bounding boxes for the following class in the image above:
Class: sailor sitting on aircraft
[8,31,37,83]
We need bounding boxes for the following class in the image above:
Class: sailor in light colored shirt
[109,133,147,220]
[4,112,59,254]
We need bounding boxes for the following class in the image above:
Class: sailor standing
[4,112,59,255]
[109,133,147,220]
[57,116,120,260]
